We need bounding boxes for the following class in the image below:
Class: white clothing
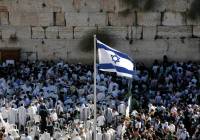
[8,108,18,124]
[97,115,105,127]
[118,103,126,115]
[18,106,27,126]
[40,132,51,140]
[71,136,81,140]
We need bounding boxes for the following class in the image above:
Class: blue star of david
[111,54,120,64]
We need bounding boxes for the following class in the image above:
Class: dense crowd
[0,56,199,140]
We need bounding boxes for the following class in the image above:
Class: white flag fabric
[97,40,134,78]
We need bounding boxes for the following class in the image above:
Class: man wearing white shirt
[8,106,18,124]
[118,101,126,116]
[97,114,105,127]
[27,104,37,121]
[18,104,27,131]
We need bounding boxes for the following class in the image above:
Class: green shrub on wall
[79,29,114,52]
[188,0,200,20]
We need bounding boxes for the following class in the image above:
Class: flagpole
[93,34,97,140]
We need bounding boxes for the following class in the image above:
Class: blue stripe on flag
[98,63,133,75]
[97,42,132,61]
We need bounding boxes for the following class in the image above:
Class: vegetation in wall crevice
[188,0,200,20]
[79,29,115,52]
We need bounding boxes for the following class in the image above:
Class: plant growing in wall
[9,33,18,42]
[188,0,200,20]
[79,29,114,52]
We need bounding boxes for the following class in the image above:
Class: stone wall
[0,0,199,64]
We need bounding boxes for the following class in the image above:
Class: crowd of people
[0,56,199,140]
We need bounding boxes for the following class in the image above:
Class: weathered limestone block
[100,0,116,12]
[129,26,142,39]
[65,13,88,26]
[153,0,187,12]
[55,12,65,26]
[17,26,31,39]
[137,12,161,26]
[98,26,129,39]
[162,12,186,26]
[0,12,9,25]
[32,27,45,39]
[142,26,157,40]
[80,0,101,12]
[193,26,200,37]
[9,12,53,26]
[38,13,54,26]
[166,38,200,61]
[108,12,136,26]
[73,26,96,39]
[88,13,108,26]
[1,26,16,39]
[157,26,192,38]
[187,18,200,26]
[1,26,31,39]
[10,0,62,13]
[0,5,8,12]
[58,27,73,39]
[115,0,133,13]
[46,26,58,39]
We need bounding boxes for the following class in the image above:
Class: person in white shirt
[18,104,27,131]
[118,101,126,115]
[97,114,105,127]
[8,106,18,125]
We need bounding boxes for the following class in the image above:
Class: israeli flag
[97,40,134,78]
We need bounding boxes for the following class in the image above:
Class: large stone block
[1,26,31,39]
[187,17,200,26]
[9,12,54,26]
[137,12,161,26]
[58,27,73,39]
[166,38,200,61]
[108,12,136,26]
[38,13,54,26]
[10,0,62,13]
[193,26,200,37]
[142,26,157,40]
[46,26,58,39]
[153,0,187,12]
[162,12,186,26]
[129,26,142,39]
[88,13,108,26]
[100,0,116,12]
[55,12,65,26]
[98,26,129,39]
[65,13,88,26]
[32,27,45,39]
[0,12,9,25]
[1,26,16,39]
[157,26,192,38]
[80,0,101,12]
[73,26,96,39]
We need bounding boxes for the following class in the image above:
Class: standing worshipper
[18,104,27,131]
[104,105,113,127]
[39,103,48,133]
